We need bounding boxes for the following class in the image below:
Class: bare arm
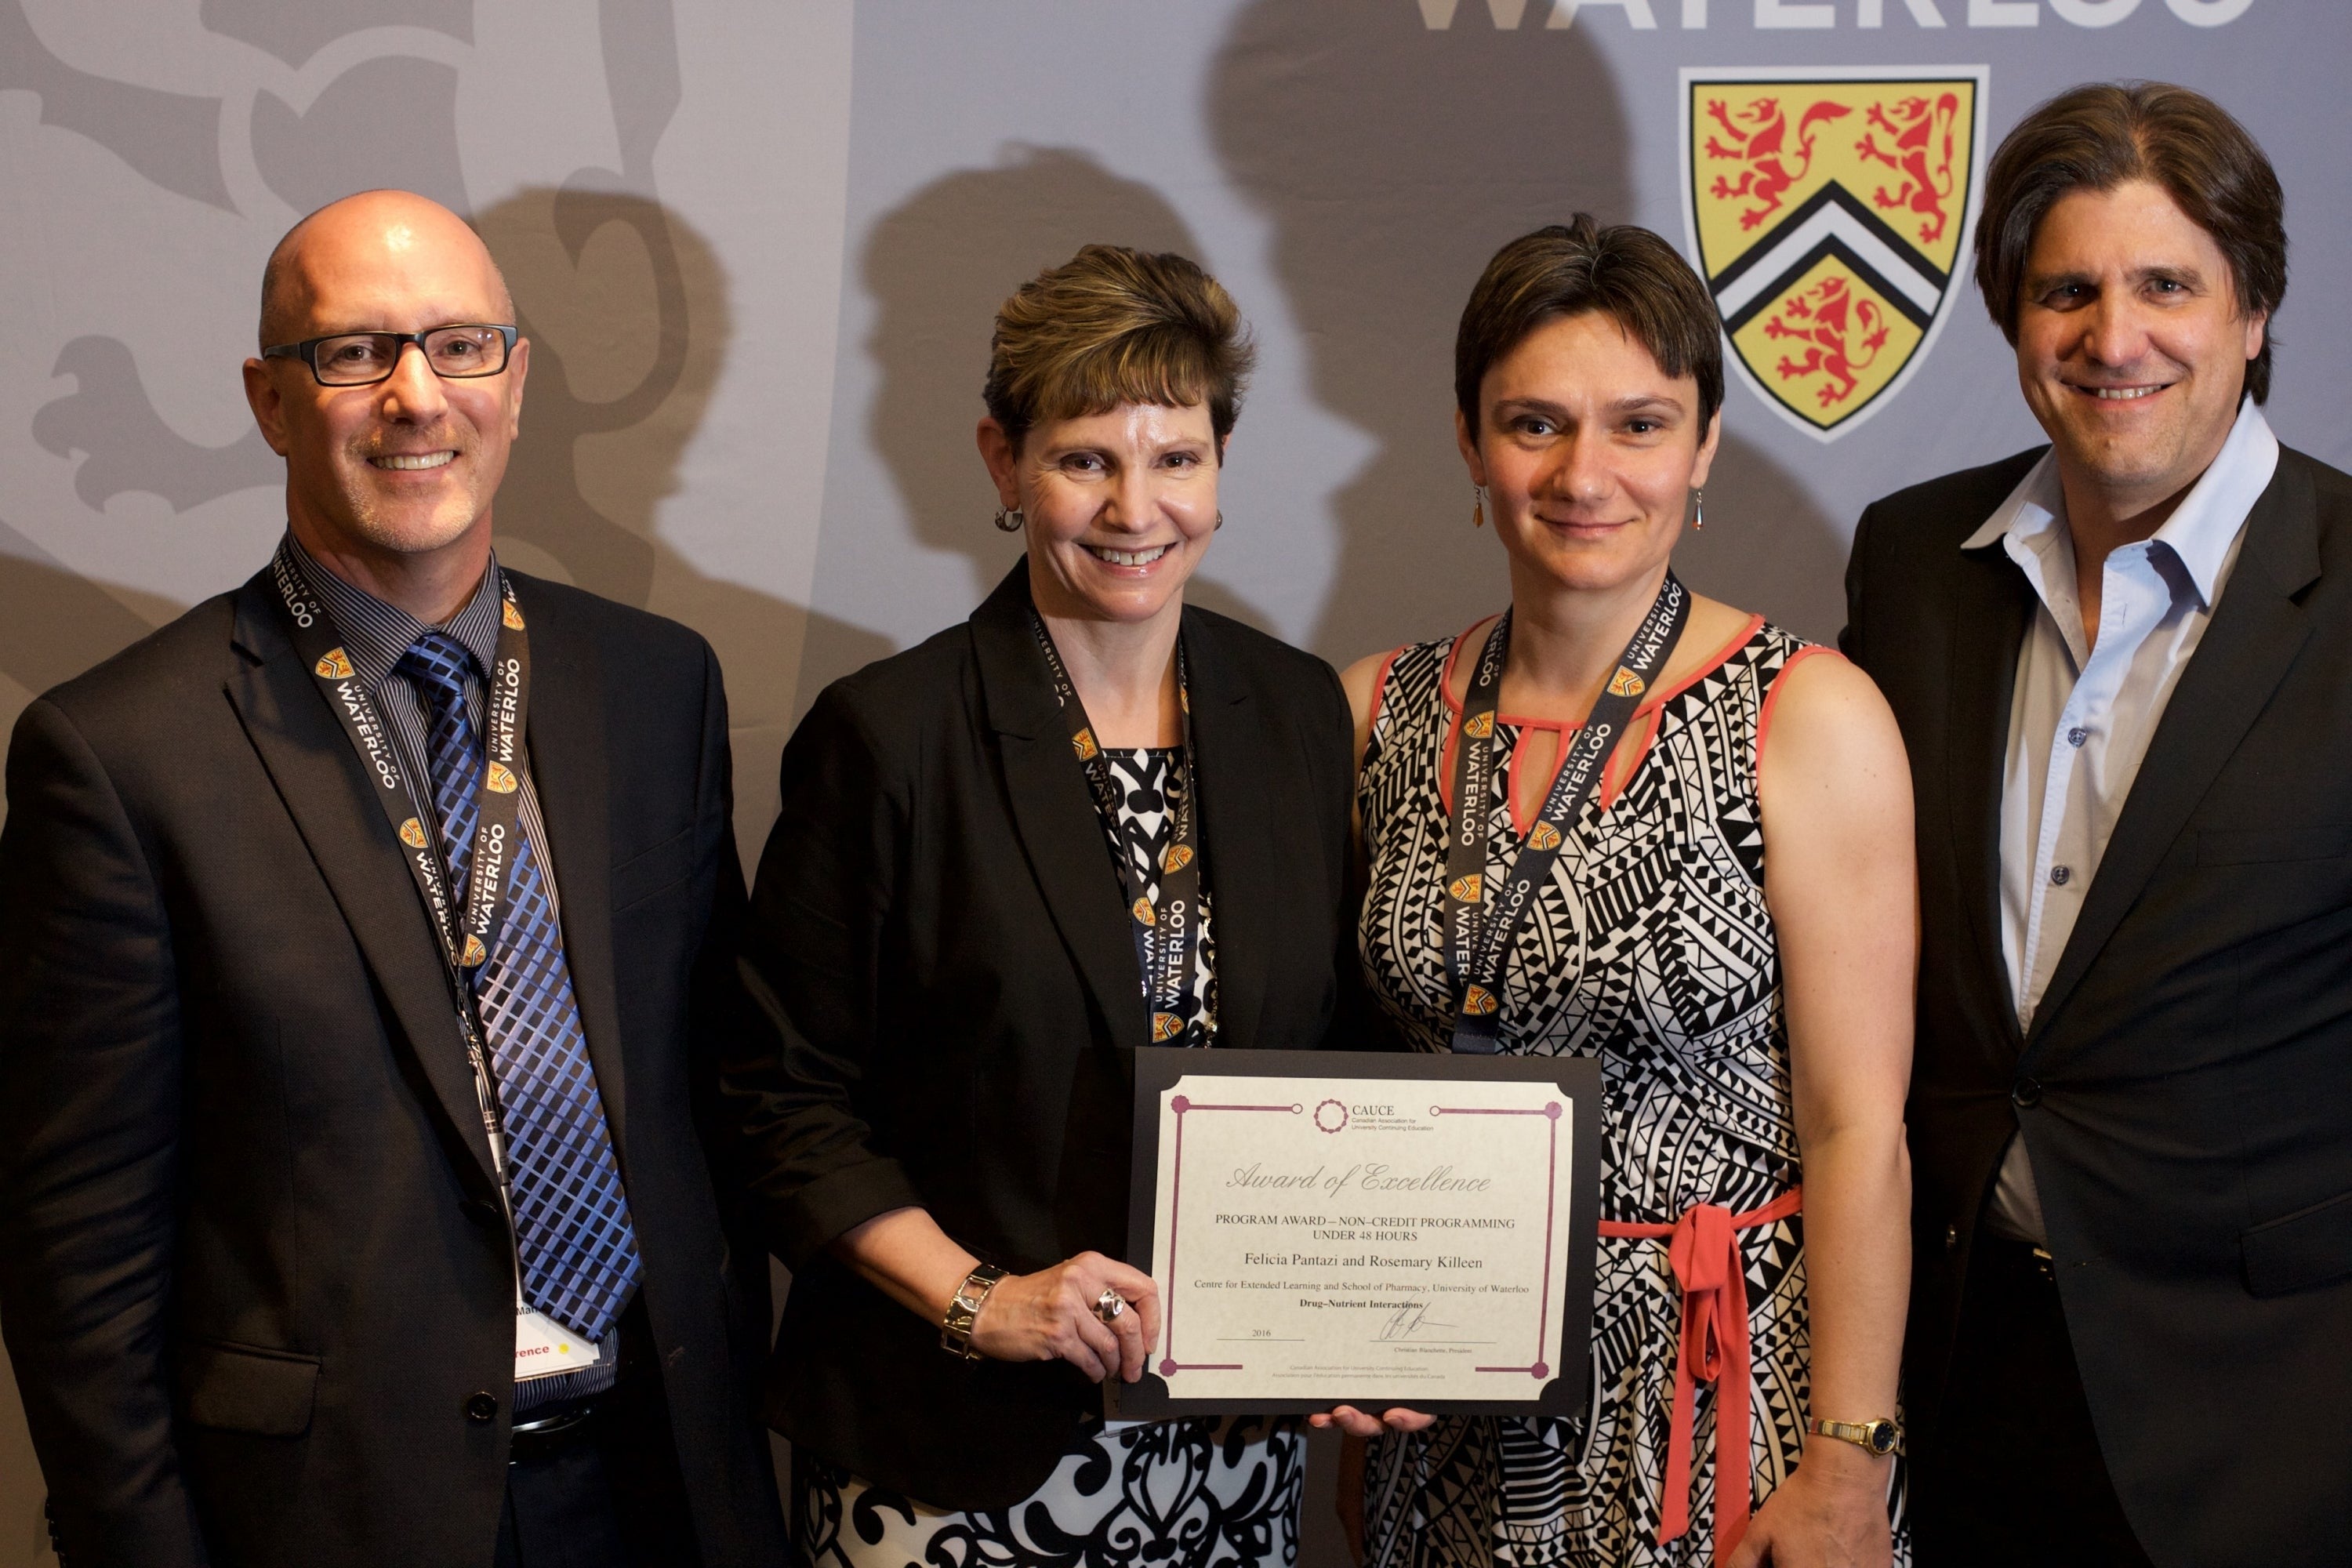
[1734,651,1915,1568]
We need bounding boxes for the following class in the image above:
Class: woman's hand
[971,1251,1162,1383]
[1307,1405,1435,1437]
[1726,1445,1893,1568]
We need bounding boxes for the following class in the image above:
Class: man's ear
[242,358,292,457]
[505,336,530,440]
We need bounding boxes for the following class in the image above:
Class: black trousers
[494,1347,701,1568]
[1911,1235,2154,1567]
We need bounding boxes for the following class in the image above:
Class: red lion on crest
[1763,277,1889,409]
[1857,93,1963,245]
[1704,96,1854,232]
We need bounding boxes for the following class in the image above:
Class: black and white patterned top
[1352,619,1907,1566]
[1091,746,1217,1046]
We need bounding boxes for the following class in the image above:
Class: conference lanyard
[1442,573,1690,1054]
[1031,612,1206,1046]
[269,548,533,1168]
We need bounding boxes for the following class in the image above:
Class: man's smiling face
[2015,177,2265,523]
[248,191,528,571]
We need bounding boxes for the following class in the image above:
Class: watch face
[1867,1421,1898,1455]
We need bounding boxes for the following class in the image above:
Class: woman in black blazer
[729,245,1355,1566]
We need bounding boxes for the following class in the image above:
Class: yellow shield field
[1681,67,1987,440]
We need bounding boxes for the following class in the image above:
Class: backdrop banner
[1,2,2344,1563]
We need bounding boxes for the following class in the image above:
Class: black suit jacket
[726,561,1356,1510]
[1843,445,2352,1560]
[0,566,785,1567]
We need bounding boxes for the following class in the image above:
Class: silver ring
[1094,1287,1127,1324]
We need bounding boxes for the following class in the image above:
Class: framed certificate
[1109,1048,1600,1418]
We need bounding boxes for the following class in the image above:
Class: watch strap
[1806,1414,1903,1456]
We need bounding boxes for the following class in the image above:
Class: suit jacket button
[465,1392,499,1423]
[1944,1224,1959,1251]
[2012,1077,2042,1109]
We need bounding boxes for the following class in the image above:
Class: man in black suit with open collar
[0,190,782,1567]
[1842,83,2352,1565]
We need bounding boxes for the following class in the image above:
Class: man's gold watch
[1806,1415,1903,1456]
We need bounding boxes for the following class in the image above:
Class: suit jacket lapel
[2027,455,2321,1054]
[1182,612,1273,1053]
[223,575,499,1189]
[971,561,1154,1051]
[511,576,630,1153]
[1945,540,2035,1057]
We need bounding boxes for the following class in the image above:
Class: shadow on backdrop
[475,186,884,848]
[1207,0,1846,655]
[808,143,1272,709]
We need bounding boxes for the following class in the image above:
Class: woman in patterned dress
[1320,220,1917,1566]
[728,245,1358,1567]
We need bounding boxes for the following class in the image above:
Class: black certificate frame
[1109,1047,1601,1419]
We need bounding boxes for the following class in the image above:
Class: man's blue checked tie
[401,630,641,1341]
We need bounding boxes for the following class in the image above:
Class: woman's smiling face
[987,401,1222,627]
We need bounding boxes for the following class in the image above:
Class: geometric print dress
[794,746,1305,1568]
[1353,619,1908,1567]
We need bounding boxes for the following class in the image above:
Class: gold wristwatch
[939,1264,1007,1360]
[1806,1415,1903,1456]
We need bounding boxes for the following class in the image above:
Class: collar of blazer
[224,563,633,1189]
[1962,452,2324,1066]
[967,557,1280,1055]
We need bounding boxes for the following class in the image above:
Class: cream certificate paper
[1146,1073,1577,1404]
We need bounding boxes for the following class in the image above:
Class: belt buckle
[508,1403,597,1463]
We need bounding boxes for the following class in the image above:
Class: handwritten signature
[1378,1302,1451,1341]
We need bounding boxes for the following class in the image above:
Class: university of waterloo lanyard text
[271,549,534,1167]
[1442,573,1690,1054]
[1031,612,1205,1045]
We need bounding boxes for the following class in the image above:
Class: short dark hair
[1975,81,2286,403]
[982,244,1255,449]
[1455,216,1723,435]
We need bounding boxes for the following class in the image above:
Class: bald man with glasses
[0,191,783,1568]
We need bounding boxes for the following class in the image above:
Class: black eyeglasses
[261,325,518,387]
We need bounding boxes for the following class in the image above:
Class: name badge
[515,1301,602,1383]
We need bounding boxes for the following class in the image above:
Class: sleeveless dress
[1354,620,1907,1567]
[795,746,1305,1568]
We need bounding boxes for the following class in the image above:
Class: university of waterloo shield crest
[1681,67,1989,441]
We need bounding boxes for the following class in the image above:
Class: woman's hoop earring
[993,506,1025,533]
[1690,488,1705,532]
[1472,485,1487,530]
[1214,510,1225,531]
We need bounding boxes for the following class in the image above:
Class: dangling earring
[1214,510,1225,531]
[1690,488,1705,532]
[1472,485,1487,529]
[993,506,1024,533]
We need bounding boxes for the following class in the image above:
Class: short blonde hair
[982,244,1254,448]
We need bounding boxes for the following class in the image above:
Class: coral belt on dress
[1598,1185,1803,1566]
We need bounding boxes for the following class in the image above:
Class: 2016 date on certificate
[1115,1051,1600,1418]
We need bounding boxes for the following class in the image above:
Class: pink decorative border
[1159,1094,1302,1375]
[1156,1091,1564,1384]
[1432,1101,1563,1377]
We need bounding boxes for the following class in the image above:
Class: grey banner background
[2,2,2343,1560]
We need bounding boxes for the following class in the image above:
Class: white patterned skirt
[794,1415,1304,1568]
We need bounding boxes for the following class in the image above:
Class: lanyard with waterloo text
[1031,612,1206,1046]
[270,550,535,1161]
[1442,572,1690,1054]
